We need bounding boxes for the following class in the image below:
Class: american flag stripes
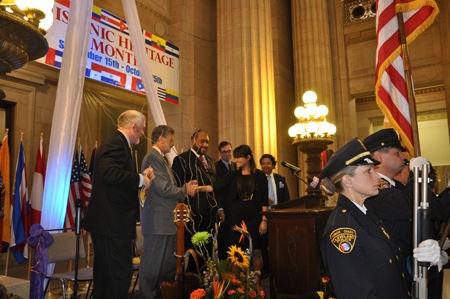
[375,0,439,154]
[65,145,92,228]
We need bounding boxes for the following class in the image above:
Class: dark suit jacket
[273,173,290,204]
[140,147,187,235]
[84,131,141,239]
[215,160,235,182]
[172,149,218,231]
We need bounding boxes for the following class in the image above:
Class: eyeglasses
[221,150,232,154]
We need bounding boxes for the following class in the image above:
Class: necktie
[226,162,230,170]
[200,155,209,172]
[268,175,275,206]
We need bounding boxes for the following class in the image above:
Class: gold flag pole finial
[20,132,23,141]
[95,140,98,148]
[77,137,81,149]
[5,128,8,137]
[40,132,43,139]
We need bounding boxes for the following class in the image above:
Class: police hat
[321,138,380,180]
[362,128,406,153]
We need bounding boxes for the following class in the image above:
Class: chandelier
[288,91,336,140]
[0,0,53,99]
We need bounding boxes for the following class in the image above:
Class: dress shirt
[266,172,277,205]
[118,129,144,187]
[378,172,396,187]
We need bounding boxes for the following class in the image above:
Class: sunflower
[227,245,250,270]
[191,231,212,247]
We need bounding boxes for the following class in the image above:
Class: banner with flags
[10,140,30,264]
[0,131,11,248]
[36,0,179,104]
[30,136,46,225]
[375,0,439,155]
[65,145,92,228]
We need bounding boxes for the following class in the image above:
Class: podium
[263,195,333,298]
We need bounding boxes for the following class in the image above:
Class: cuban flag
[101,9,128,34]
[45,48,63,68]
[10,140,30,264]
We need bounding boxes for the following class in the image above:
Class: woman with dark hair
[320,138,441,299]
[202,144,268,292]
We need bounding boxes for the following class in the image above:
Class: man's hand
[218,209,225,223]
[268,198,274,205]
[185,180,198,197]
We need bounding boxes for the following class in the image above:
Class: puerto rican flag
[101,9,128,34]
[45,48,63,68]
[131,77,145,94]
[10,140,30,264]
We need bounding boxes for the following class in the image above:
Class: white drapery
[121,0,176,161]
[41,0,94,230]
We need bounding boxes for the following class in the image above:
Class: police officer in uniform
[363,129,450,257]
[320,138,440,299]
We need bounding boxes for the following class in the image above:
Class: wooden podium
[263,195,333,298]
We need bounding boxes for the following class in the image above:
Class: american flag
[65,145,92,228]
[375,0,439,155]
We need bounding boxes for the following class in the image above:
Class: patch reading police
[330,228,357,254]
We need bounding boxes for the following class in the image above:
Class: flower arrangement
[190,222,265,299]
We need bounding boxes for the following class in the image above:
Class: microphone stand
[288,169,310,188]
[71,198,83,299]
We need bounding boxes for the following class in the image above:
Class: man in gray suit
[139,125,198,299]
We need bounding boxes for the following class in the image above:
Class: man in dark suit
[215,141,235,259]
[215,141,235,181]
[84,110,153,299]
[260,154,290,206]
[139,125,198,299]
[172,130,225,262]
[259,154,290,278]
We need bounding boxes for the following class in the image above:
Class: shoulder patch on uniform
[378,178,392,189]
[330,227,357,254]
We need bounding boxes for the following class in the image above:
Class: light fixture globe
[302,90,317,104]
[294,106,307,119]
[294,123,306,137]
[288,126,296,138]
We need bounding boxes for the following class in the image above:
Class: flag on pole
[0,131,10,248]
[10,140,30,264]
[30,135,46,225]
[375,0,439,154]
[88,142,97,178]
[64,145,92,228]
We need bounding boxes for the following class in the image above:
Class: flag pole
[397,12,420,157]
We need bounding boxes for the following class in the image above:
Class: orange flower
[232,278,242,285]
[190,288,206,299]
[322,277,331,283]
[261,291,266,298]
[236,288,245,294]
[227,290,236,295]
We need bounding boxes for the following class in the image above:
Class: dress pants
[91,232,133,299]
[139,234,177,299]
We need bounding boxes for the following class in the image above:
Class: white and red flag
[30,135,46,225]
[375,0,439,154]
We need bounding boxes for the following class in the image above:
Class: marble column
[291,0,336,194]
[217,0,277,161]
[291,0,335,117]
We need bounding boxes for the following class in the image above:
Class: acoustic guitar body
[161,203,201,299]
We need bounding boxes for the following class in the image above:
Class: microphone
[281,162,301,173]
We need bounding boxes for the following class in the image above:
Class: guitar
[161,203,200,299]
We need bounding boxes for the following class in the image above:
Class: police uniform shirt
[321,194,410,299]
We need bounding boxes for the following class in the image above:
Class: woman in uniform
[320,138,440,299]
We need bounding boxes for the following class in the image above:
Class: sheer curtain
[41,0,93,231]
